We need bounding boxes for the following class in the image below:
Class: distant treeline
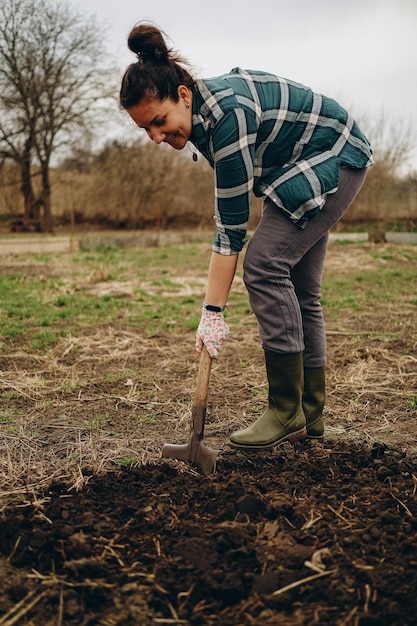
[1,137,416,233]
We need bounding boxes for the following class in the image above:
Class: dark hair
[119,23,195,109]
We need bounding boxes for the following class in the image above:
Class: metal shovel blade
[162,348,218,476]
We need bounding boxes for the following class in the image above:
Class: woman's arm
[205,251,239,306]
[195,251,238,357]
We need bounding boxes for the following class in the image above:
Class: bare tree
[341,110,417,226]
[0,0,116,231]
[87,139,195,228]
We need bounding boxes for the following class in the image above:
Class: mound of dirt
[0,440,416,625]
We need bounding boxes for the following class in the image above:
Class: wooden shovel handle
[161,345,218,475]
[193,346,213,407]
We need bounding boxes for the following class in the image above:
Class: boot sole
[307,434,325,441]
[229,427,307,450]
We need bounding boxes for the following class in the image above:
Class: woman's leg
[291,233,329,368]
[242,166,367,354]
[231,167,367,448]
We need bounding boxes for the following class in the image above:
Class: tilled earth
[0,241,416,625]
[0,442,416,625]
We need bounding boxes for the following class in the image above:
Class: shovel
[161,346,218,476]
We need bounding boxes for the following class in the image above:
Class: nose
[150,129,166,144]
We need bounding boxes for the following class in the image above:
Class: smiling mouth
[165,134,178,146]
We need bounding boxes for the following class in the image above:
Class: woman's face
[127,85,192,151]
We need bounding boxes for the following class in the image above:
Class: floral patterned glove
[195,308,230,358]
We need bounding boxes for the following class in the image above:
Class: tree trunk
[20,149,40,227]
[40,163,54,232]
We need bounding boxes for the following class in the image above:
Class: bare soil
[0,242,416,625]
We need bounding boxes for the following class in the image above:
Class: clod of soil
[0,441,416,625]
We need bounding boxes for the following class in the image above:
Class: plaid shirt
[190,68,373,255]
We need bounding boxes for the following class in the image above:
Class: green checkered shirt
[190,68,373,255]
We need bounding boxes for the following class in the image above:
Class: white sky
[76,0,417,169]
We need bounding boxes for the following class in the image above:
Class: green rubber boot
[229,351,307,449]
[303,366,325,440]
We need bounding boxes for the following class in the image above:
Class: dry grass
[0,242,416,509]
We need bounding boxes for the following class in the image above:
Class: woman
[120,23,373,450]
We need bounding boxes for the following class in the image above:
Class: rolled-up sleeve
[211,109,257,255]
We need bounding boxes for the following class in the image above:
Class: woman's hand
[195,308,230,358]
[196,250,237,357]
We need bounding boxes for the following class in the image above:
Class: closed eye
[140,116,167,137]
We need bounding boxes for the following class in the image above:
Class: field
[0,237,416,625]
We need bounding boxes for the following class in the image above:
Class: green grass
[1,241,416,352]
[323,268,416,307]
[0,244,211,350]
[321,256,417,319]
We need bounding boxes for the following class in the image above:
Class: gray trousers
[243,166,368,367]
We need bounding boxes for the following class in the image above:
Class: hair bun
[136,45,167,62]
[120,22,194,109]
[128,23,169,63]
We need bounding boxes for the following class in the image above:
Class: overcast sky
[77,0,417,169]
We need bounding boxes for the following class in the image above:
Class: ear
[178,85,191,107]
